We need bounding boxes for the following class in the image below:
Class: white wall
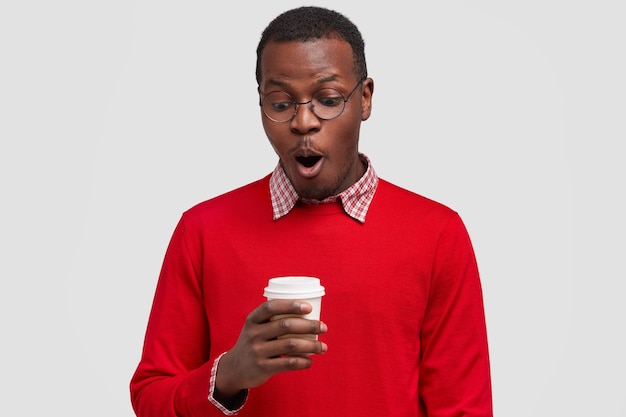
[1,1,624,415]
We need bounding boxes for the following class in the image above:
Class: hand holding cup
[214,278,327,401]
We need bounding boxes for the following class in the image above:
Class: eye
[313,89,344,107]
[264,92,294,113]
[271,100,294,112]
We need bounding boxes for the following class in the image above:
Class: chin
[296,184,336,200]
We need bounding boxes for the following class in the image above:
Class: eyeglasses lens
[261,88,346,122]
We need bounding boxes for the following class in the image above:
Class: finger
[248,299,312,324]
[265,316,327,340]
[259,354,315,373]
[260,337,328,360]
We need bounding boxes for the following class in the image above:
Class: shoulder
[181,175,271,224]
[375,178,458,220]
[372,178,473,245]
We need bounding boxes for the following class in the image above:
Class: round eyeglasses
[259,77,366,123]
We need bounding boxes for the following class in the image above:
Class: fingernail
[320,322,328,332]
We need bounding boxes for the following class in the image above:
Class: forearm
[130,372,181,417]
[132,359,230,417]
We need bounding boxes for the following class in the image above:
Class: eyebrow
[266,75,339,89]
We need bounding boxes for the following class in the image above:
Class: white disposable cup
[263,276,325,340]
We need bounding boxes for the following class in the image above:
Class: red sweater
[130,176,492,417]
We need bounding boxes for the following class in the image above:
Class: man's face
[258,38,373,200]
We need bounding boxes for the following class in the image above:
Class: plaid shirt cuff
[208,352,248,415]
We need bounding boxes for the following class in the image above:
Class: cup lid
[263,276,325,299]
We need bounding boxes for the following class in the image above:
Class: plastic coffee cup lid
[263,276,325,299]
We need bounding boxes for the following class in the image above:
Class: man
[131,6,492,417]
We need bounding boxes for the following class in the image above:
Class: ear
[360,77,374,121]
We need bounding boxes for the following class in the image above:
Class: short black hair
[256,6,367,84]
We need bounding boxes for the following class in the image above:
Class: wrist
[209,352,248,413]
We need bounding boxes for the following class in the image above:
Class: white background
[1,1,624,415]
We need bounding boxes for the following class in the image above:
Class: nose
[290,100,321,134]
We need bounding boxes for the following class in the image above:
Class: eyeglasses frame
[259,76,367,123]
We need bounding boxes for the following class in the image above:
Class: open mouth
[296,156,322,168]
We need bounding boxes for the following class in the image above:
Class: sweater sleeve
[418,213,493,416]
[130,217,237,417]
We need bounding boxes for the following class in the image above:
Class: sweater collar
[269,153,378,223]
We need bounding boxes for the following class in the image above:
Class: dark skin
[214,38,374,404]
[260,38,373,199]
[214,300,328,403]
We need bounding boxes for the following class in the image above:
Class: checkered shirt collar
[269,154,378,223]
